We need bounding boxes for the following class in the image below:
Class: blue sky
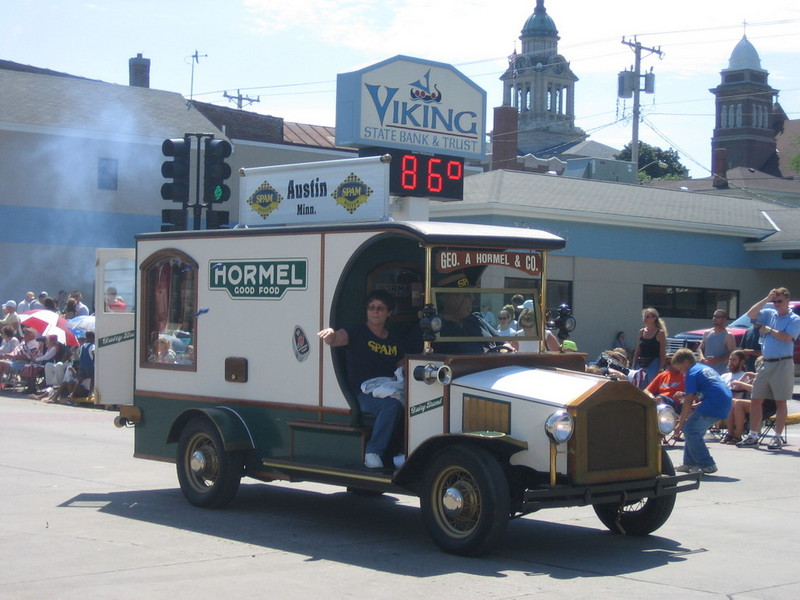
[5,0,800,178]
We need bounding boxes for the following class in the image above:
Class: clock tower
[710,35,779,175]
[499,0,586,156]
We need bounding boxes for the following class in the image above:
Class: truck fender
[394,433,528,488]
[167,407,256,452]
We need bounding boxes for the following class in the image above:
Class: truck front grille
[569,382,660,485]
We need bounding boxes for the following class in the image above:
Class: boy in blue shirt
[671,348,732,474]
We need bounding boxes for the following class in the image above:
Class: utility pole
[620,37,663,168]
[223,90,260,110]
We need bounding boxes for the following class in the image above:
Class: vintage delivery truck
[107,213,700,556]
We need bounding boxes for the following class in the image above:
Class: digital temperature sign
[361,148,464,200]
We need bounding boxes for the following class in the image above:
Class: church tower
[710,35,779,175]
[499,0,586,156]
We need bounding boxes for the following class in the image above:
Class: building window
[643,285,738,319]
[139,249,198,369]
[98,158,118,190]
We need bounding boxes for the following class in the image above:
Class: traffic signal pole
[185,132,214,231]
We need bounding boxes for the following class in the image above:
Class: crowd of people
[594,287,800,476]
[0,290,95,403]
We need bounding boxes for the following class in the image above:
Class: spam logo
[332,173,372,214]
[210,259,307,300]
[247,181,282,219]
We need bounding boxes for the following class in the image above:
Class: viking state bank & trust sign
[335,55,486,160]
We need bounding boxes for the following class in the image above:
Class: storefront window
[643,285,738,319]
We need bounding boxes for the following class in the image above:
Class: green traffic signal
[203,138,232,203]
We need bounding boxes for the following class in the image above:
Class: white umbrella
[67,315,95,332]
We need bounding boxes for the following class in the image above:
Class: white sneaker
[736,434,759,448]
[392,454,406,469]
[767,436,784,450]
[364,453,383,469]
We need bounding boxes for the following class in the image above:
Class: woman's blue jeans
[357,392,404,456]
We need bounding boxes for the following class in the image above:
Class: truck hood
[453,365,605,408]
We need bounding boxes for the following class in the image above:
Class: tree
[614,141,689,181]
[788,134,800,174]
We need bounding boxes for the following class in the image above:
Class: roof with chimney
[645,166,800,203]
[0,65,224,140]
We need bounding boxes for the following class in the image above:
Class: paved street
[2,391,800,599]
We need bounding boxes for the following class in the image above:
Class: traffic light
[161,208,188,232]
[160,137,191,203]
[203,138,232,203]
[206,210,230,230]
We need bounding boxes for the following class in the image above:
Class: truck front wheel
[592,447,677,535]
[421,445,510,556]
[177,417,244,508]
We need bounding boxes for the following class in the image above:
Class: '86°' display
[362,148,464,200]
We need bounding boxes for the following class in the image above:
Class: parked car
[666,302,800,372]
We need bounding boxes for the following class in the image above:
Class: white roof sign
[239,155,389,227]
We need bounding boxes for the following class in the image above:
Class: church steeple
[499,0,585,156]
[710,34,779,175]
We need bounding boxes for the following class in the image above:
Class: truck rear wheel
[592,447,677,535]
[177,417,244,508]
[421,445,510,556]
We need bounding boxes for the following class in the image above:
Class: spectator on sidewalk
[739,322,762,373]
[71,290,90,316]
[698,309,736,375]
[1,301,21,336]
[719,350,756,444]
[17,292,36,314]
[737,288,800,450]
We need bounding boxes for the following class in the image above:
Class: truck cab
[113,219,699,556]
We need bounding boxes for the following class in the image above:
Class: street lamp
[638,160,668,172]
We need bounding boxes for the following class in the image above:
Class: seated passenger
[512,308,561,352]
[496,309,517,336]
[152,336,176,364]
[318,290,406,470]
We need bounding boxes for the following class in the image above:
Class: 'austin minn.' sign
[238,155,389,227]
[336,55,486,160]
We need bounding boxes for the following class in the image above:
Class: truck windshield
[430,247,545,352]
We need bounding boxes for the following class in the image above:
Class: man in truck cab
[433,272,513,354]
[317,290,406,469]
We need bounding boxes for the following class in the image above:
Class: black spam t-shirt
[344,324,404,397]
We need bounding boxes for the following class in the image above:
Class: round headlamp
[656,403,678,436]
[544,410,574,444]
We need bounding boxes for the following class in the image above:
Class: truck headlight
[656,403,678,436]
[545,410,573,444]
